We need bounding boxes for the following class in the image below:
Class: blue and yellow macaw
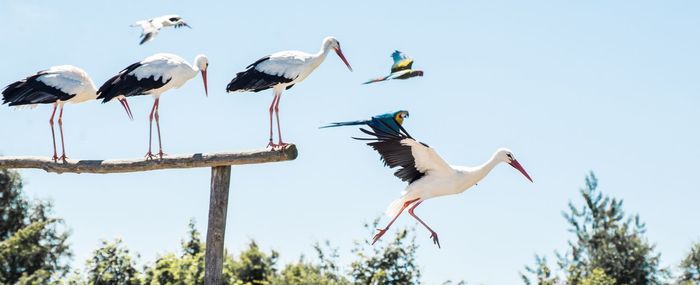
[320,110,410,134]
[364,51,424,84]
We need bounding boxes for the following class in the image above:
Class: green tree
[349,219,421,285]
[579,268,615,285]
[0,169,71,284]
[521,256,560,285]
[143,220,206,285]
[522,172,667,284]
[66,219,437,284]
[274,261,349,285]
[272,241,349,285]
[677,242,700,284]
[84,239,142,285]
[226,241,278,284]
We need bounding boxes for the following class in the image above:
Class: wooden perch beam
[0,145,298,174]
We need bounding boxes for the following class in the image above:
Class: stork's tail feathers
[363,76,389,85]
[386,196,408,217]
[225,72,250,93]
[1,74,62,106]
[319,120,370,129]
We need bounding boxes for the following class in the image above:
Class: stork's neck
[192,57,203,72]
[186,58,201,79]
[455,151,503,189]
[311,43,332,65]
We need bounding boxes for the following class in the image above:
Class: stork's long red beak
[201,70,208,97]
[509,159,533,183]
[118,98,134,121]
[334,47,353,72]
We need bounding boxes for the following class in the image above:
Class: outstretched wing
[132,19,161,45]
[355,121,451,184]
[362,75,389,84]
[390,50,414,73]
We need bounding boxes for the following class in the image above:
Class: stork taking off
[131,15,191,45]
[97,53,208,159]
[226,36,353,149]
[2,65,97,162]
[355,121,533,248]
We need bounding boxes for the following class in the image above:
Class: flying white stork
[1,65,97,162]
[131,15,191,45]
[355,121,533,248]
[226,36,353,149]
[97,53,209,159]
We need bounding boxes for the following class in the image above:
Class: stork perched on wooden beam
[97,53,209,160]
[2,65,97,162]
[226,36,353,149]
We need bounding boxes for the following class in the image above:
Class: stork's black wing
[2,71,75,106]
[225,56,295,93]
[354,120,427,184]
[96,62,171,103]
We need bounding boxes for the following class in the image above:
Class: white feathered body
[39,65,97,104]
[131,53,198,97]
[256,50,329,89]
[385,139,501,217]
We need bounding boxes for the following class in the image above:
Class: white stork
[356,122,533,248]
[97,53,209,159]
[226,36,353,149]
[131,15,191,45]
[1,65,97,162]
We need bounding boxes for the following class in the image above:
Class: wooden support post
[205,165,232,285]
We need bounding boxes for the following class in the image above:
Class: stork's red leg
[154,98,166,159]
[408,201,440,248]
[57,105,68,163]
[48,103,59,162]
[372,198,420,245]
[273,92,287,149]
[145,99,158,160]
[267,94,279,148]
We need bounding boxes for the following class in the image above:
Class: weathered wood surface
[0,145,298,174]
[204,166,232,285]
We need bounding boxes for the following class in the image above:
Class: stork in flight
[97,53,208,159]
[364,51,423,84]
[2,65,97,162]
[355,121,533,248]
[320,110,409,134]
[226,36,353,149]
[131,15,191,45]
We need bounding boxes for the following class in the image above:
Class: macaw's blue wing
[390,50,414,73]
[367,115,402,134]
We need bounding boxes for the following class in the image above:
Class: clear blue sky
[2,1,700,283]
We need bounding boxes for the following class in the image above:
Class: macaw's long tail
[319,119,371,129]
[363,75,389,85]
